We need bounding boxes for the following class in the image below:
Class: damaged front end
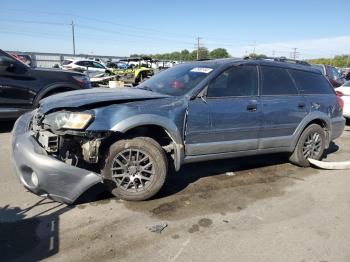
[32,110,108,169]
[11,109,109,204]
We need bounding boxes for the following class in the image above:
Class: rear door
[185,64,261,155]
[259,65,308,149]
[290,69,340,117]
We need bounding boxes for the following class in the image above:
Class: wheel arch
[291,112,331,151]
[34,83,81,106]
[110,114,184,171]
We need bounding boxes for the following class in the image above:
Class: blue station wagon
[11,57,345,203]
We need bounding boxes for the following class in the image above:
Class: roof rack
[244,56,310,66]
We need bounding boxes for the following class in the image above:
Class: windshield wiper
[136,85,153,92]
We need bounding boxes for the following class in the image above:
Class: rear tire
[289,124,326,167]
[102,137,168,201]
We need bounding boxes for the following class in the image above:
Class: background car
[336,80,350,119]
[0,49,91,119]
[61,59,107,74]
[311,64,346,87]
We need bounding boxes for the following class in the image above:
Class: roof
[183,57,321,74]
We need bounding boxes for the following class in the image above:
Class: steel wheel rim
[302,132,322,159]
[111,149,154,192]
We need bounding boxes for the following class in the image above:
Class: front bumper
[11,112,102,204]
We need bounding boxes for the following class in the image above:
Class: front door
[0,51,34,114]
[185,64,261,155]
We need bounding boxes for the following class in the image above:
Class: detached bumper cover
[11,112,103,204]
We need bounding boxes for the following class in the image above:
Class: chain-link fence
[6,51,124,68]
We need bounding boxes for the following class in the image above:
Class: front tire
[289,124,326,167]
[102,137,168,201]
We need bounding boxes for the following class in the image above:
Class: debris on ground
[225,171,237,176]
[308,158,350,170]
[147,222,168,234]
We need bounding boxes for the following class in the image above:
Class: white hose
[308,158,350,170]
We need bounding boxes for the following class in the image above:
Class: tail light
[336,90,344,110]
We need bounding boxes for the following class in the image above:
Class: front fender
[35,82,81,106]
[110,114,184,171]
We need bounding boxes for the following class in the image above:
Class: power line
[0,7,195,38]
[0,18,69,26]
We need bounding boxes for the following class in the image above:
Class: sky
[0,0,349,59]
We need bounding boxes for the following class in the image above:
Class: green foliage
[209,48,230,59]
[131,47,230,61]
[247,53,268,59]
[307,55,350,68]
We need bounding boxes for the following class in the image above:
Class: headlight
[43,111,93,130]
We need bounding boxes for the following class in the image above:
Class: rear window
[289,69,334,94]
[261,66,298,95]
[62,60,72,65]
[311,64,324,74]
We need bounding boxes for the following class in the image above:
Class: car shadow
[79,142,341,203]
[155,153,291,199]
[0,199,73,262]
[324,141,339,155]
[0,120,16,134]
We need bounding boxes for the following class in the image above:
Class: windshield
[138,63,215,96]
[344,80,350,87]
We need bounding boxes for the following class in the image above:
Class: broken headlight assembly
[42,111,93,130]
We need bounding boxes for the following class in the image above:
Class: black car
[0,50,91,119]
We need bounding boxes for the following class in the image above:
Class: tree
[209,48,230,59]
[191,47,209,60]
[248,53,267,59]
[180,49,190,60]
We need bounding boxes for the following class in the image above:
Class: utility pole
[196,37,202,60]
[272,50,276,57]
[291,48,298,60]
[71,20,76,55]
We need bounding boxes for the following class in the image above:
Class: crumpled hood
[39,88,170,113]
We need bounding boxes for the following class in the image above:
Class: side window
[0,55,14,73]
[92,62,105,69]
[261,66,298,95]
[0,53,26,75]
[86,61,94,68]
[207,65,258,97]
[289,69,334,95]
[331,67,341,79]
[75,61,86,67]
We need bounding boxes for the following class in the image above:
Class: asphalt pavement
[1,120,350,262]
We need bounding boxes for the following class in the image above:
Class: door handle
[311,102,321,110]
[298,102,306,109]
[247,104,257,112]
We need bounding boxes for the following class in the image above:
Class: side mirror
[0,58,15,72]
